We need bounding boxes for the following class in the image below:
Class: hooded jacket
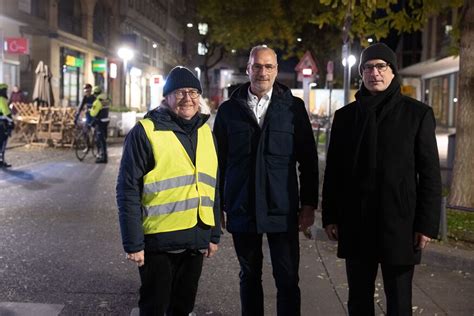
[213,82,319,233]
[116,106,220,253]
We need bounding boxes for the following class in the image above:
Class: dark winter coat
[322,85,441,265]
[213,82,319,233]
[116,106,220,254]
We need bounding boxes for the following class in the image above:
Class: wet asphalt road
[0,144,140,314]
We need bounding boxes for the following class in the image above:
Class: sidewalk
[310,213,473,315]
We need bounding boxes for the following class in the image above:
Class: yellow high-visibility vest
[140,118,217,234]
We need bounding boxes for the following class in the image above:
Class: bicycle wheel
[75,132,89,161]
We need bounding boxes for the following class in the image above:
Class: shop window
[2,63,19,94]
[60,47,84,107]
[58,0,83,37]
[425,72,458,128]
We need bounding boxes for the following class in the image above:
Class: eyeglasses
[249,63,277,72]
[174,89,200,99]
[362,63,390,73]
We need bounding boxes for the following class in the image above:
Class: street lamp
[117,46,134,108]
[194,66,201,82]
[342,54,356,105]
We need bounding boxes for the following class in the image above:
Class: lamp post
[342,54,356,105]
[117,47,134,108]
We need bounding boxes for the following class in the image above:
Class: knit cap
[163,66,202,96]
[359,43,398,77]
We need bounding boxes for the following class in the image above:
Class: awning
[399,55,459,78]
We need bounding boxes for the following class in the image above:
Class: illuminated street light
[194,66,201,81]
[342,54,356,67]
[368,37,374,43]
[297,38,302,42]
[342,54,356,105]
[118,47,134,62]
[187,23,193,28]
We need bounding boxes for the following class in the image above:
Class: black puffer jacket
[116,106,220,253]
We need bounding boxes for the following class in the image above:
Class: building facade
[399,8,460,129]
[0,0,192,111]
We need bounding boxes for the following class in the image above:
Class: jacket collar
[229,81,294,126]
[145,106,209,133]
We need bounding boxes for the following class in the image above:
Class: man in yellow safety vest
[117,66,220,315]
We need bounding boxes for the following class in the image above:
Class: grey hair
[247,45,278,64]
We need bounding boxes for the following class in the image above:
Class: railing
[439,196,474,241]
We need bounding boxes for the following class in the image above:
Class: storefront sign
[109,63,117,78]
[65,55,84,67]
[4,37,29,54]
[92,59,106,72]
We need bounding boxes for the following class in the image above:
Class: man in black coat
[322,43,441,316]
[214,46,319,316]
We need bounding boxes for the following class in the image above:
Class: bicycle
[74,120,98,161]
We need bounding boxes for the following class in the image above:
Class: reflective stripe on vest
[139,118,217,234]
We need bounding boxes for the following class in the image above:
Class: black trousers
[0,130,8,162]
[232,231,301,316]
[138,250,204,316]
[345,259,415,316]
[95,122,108,160]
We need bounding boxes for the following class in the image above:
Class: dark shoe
[95,158,107,164]
[0,161,11,168]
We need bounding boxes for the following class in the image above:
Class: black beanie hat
[163,66,202,96]
[359,43,398,77]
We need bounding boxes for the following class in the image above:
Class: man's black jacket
[213,82,319,233]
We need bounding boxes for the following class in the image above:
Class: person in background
[213,46,319,316]
[90,91,110,163]
[322,43,441,315]
[0,84,15,168]
[75,84,96,126]
[117,66,220,315]
[9,85,27,105]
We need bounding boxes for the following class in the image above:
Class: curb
[311,226,473,272]
[422,242,474,271]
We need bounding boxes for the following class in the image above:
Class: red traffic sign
[295,51,318,74]
[4,37,29,54]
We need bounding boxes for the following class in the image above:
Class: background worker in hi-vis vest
[117,66,220,316]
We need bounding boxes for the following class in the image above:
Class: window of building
[436,11,453,58]
[198,23,208,35]
[93,1,109,46]
[2,62,19,92]
[35,0,48,19]
[198,43,208,56]
[424,72,458,128]
[58,0,83,37]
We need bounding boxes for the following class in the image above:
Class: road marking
[0,302,64,315]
